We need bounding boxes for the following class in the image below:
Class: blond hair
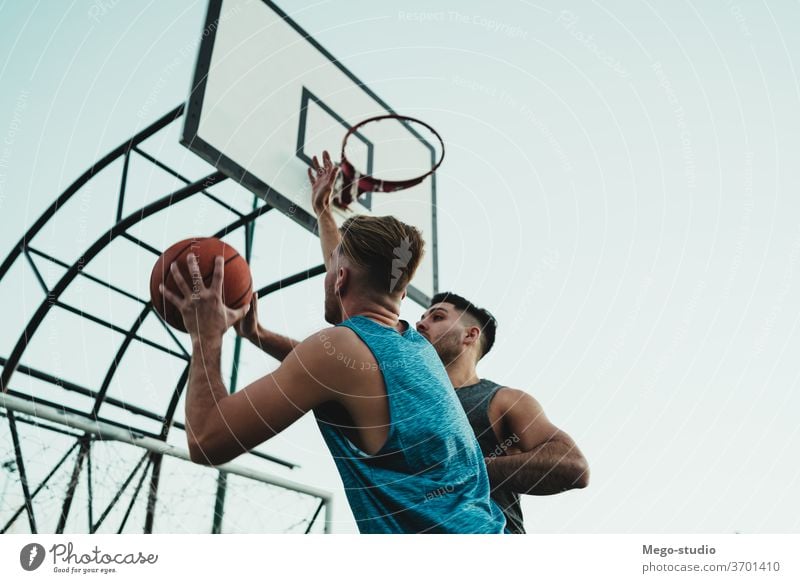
[338,215,425,295]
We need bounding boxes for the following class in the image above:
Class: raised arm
[308,150,341,270]
[484,388,590,495]
[232,150,343,359]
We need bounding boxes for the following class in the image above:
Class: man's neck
[339,299,402,330]
[446,354,480,389]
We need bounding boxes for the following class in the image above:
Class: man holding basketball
[161,156,506,533]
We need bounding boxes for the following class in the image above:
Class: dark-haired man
[416,293,589,533]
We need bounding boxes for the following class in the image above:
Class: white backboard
[181,0,438,305]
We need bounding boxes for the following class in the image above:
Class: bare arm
[186,336,332,465]
[161,254,332,466]
[235,294,299,362]
[308,151,341,270]
[185,333,228,464]
[249,327,298,362]
[484,388,590,495]
[230,150,342,359]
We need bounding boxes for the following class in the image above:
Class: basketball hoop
[336,114,445,208]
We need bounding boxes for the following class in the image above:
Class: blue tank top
[313,316,507,533]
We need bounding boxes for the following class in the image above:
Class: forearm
[484,439,589,495]
[186,335,228,462]
[250,325,299,362]
[317,210,340,270]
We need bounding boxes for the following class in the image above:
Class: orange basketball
[149,237,252,332]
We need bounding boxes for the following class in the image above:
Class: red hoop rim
[339,114,445,198]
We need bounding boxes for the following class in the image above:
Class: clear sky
[1,0,799,533]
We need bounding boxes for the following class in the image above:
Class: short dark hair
[429,292,497,358]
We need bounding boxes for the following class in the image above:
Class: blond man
[164,156,506,533]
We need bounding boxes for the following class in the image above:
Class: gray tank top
[454,379,526,534]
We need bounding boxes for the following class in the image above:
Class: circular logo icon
[19,543,46,571]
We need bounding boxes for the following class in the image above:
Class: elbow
[187,427,231,467]
[188,441,218,466]
[189,440,239,466]
[187,426,252,466]
[572,459,590,489]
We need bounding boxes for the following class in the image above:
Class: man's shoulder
[489,385,545,416]
[302,324,357,344]
[293,326,368,360]
[288,326,376,387]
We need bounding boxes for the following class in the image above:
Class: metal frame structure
[0,105,332,534]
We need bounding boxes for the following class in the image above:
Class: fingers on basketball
[187,253,204,288]
[211,255,225,293]
[159,282,182,308]
[169,261,192,297]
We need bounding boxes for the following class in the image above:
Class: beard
[323,277,342,324]
[429,329,464,367]
[324,297,342,324]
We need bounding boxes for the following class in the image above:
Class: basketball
[149,237,253,332]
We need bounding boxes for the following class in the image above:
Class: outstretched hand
[160,254,250,340]
[308,150,340,217]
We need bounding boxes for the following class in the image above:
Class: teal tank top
[313,316,507,534]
